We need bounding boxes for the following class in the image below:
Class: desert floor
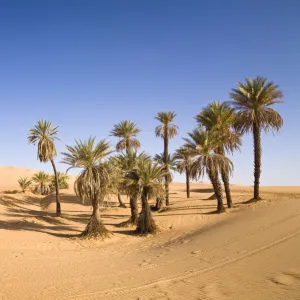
[0,168,300,299]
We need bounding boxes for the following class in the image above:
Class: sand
[0,166,299,299]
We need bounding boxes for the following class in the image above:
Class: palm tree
[112,150,150,225]
[184,128,233,213]
[110,120,141,152]
[174,147,195,198]
[28,120,61,216]
[61,137,112,238]
[229,77,283,200]
[124,159,167,234]
[32,171,51,195]
[195,101,241,207]
[18,177,32,193]
[155,111,178,206]
[153,152,177,210]
[110,120,141,207]
[51,172,69,190]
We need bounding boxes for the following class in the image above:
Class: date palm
[229,77,283,200]
[18,177,32,193]
[184,128,233,213]
[28,120,61,216]
[195,101,241,207]
[174,147,195,198]
[51,172,69,190]
[112,150,150,225]
[61,137,112,238]
[155,111,178,206]
[110,120,141,207]
[32,171,51,195]
[124,159,167,234]
[110,120,141,152]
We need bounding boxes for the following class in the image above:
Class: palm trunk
[218,148,232,208]
[130,196,138,224]
[208,171,225,213]
[221,171,232,208]
[186,167,190,198]
[136,188,157,234]
[164,131,170,206]
[155,196,164,211]
[253,122,262,200]
[83,192,110,238]
[117,192,127,208]
[50,159,61,216]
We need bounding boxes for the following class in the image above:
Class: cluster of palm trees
[28,76,283,239]
[18,171,69,195]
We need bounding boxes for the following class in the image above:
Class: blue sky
[0,0,299,185]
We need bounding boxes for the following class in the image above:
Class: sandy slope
[0,168,299,299]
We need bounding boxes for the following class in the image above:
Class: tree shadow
[190,188,214,193]
[0,219,81,238]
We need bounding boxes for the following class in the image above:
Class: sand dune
[0,167,299,299]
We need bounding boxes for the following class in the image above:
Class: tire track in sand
[61,226,300,300]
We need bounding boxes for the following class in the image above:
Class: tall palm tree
[229,77,283,200]
[124,159,167,234]
[184,128,233,213]
[110,120,141,207]
[18,177,32,193]
[112,150,150,225]
[195,101,241,207]
[155,111,178,206]
[174,147,195,198]
[28,120,61,216]
[32,171,51,195]
[110,120,141,152]
[61,137,112,238]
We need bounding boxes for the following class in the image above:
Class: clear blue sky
[0,0,299,185]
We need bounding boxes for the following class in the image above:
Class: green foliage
[61,137,112,204]
[229,76,284,134]
[28,120,59,162]
[174,147,195,174]
[50,172,69,190]
[124,158,167,201]
[155,111,178,139]
[32,171,51,195]
[18,177,32,193]
[195,101,242,154]
[110,120,141,152]
[184,127,233,180]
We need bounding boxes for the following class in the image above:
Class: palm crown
[195,101,241,154]
[174,146,195,174]
[110,120,141,152]
[155,111,178,139]
[184,128,233,179]
[28,120,59,162]
[124,159,167,199]
[229,76,283,133]
[61,137,112,203]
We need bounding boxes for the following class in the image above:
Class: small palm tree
[174,147,195,198]
[32,171,51,195]
[124,159,167,234]
[229,77,283,200]
[110,120,141,152]
[18,177,32,193]
[28,120,61,216]
[195,101,241,207]
[112,150,151,225]
[184,128,233,213]
[155,111,178,206]
[51,172,69,190]
[61,137,112,238]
